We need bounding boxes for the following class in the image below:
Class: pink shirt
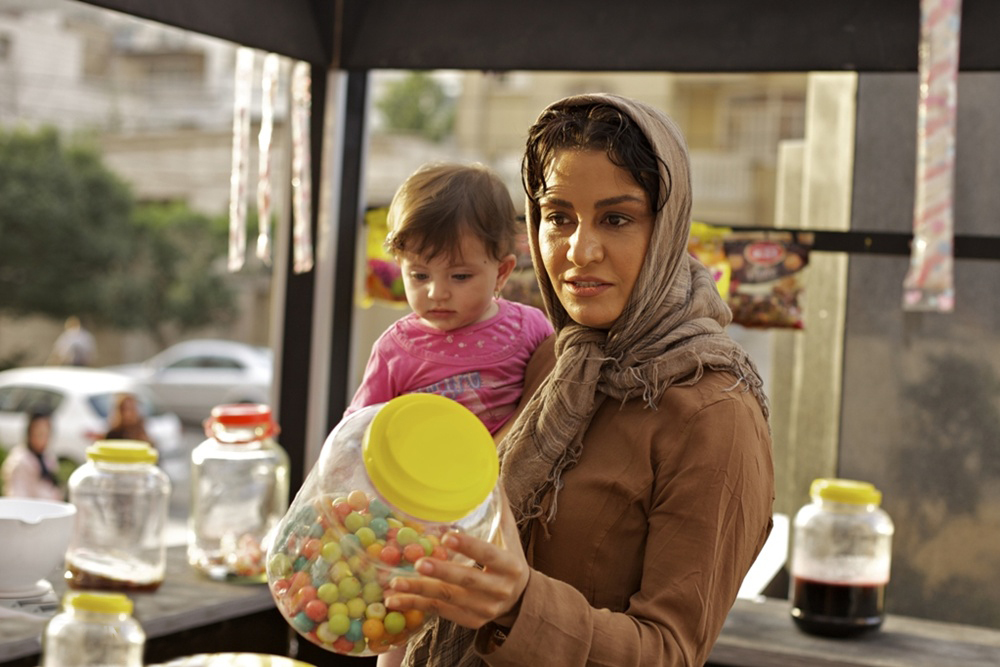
[347,300,553,433]
[1,445,63,501]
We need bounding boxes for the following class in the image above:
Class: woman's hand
[383,490,530,630]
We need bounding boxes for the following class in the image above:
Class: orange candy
[362,618,386,640]
[404,609,425,629]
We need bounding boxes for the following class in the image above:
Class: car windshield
[0,386,64,415]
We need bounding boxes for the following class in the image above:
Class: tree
[375,71,456,142]
[107,201,239,348]
[0,126,134,319]
[0,125,240,346]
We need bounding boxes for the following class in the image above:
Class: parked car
[108,339,274,425]
[0,367,183,464]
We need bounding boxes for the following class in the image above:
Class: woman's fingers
[383,493,530,629]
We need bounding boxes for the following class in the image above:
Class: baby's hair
[385,163,519,263]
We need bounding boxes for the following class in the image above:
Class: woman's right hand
[383,489,530,630]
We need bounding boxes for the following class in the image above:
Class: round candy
[292,611,316,634]
[304,599,328,622]
[402,543,425,564]
[345,596,367,619]
[344,511,366,534]
[365,602,387,620]
[327,612,350,636]
[345,618,363,642]
[356,526,377,547]
[348,489,369,510]
[383,611,406,635]
[369,517,389,538]
[404,609,425,629]
[361,581,383,604]
[338,576,362,601]
[362,618,385,640]
[395,527,419,546]
[321,541,343,563]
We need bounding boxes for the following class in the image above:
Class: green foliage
[0,125,241,344]
[108,201,238,346]
[0,126,134,320]
[375,72,456,142]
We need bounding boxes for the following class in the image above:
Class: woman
[104,393,153,445]
[382,93,774,667]
[1,412,64,500]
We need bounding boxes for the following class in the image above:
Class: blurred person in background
[103,393,153,446]
[48,316,97,367]
[1,412,64,500]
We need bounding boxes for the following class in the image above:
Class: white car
[0,367,183,464]
[109,339,273,425]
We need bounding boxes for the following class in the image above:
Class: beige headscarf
[405,93,769,667]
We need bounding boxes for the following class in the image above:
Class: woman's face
[27,418,51,454]
[119,396,139,424]
[537,150,654,329]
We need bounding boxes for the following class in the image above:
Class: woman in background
[104,393,153,446]
[1,412,63,500]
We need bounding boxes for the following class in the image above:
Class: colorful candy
[267,490,452,655]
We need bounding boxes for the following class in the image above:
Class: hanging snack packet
[723,231,813,329]
[363,207,408,307]
[688,221,733,299]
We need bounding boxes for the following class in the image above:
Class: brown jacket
[478,336,774,666]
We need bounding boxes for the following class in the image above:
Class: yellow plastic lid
[810,478,882,506]
[65,591,133,615]
[362,394,499,523]
[86,440,159,464]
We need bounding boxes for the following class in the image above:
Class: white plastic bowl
[0,497,77,598]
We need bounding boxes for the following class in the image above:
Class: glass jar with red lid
[188,403,289,582]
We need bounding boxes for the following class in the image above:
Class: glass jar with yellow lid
[266,393,502,657]
[42,592,145,667]
[65,440,171,592]
[789,477,894,637]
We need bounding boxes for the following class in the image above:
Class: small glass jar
[42,591,145,667]
[790,478,895,637]
[65,440,171,592]
[266,393,502,657]
[188,403,290,582]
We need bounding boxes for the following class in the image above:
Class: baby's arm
[347,333,399,414]
[376,647,405,667]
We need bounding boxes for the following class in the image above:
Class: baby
[346,162,553,434]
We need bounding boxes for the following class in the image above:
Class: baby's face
[398,233,503,332]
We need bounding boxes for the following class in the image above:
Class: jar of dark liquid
[790,478,894,637]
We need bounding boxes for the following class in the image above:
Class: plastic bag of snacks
[266,394,502,657]
[688,221,733,299]
[723,231,814,329]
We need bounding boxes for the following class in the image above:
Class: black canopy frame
[74,0,1000,492]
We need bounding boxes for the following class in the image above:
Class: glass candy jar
[43,591,145,667]
[42,592,145,667]
[188,403,290,582]
[65,440,171,592]
[266,393,502,657]
[790,478,894,637]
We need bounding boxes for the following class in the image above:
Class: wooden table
[710,597,1000,667]
[5,552,1000,667]
[0,547,283,667]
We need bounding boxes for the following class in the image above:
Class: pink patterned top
[346,299,553,433]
